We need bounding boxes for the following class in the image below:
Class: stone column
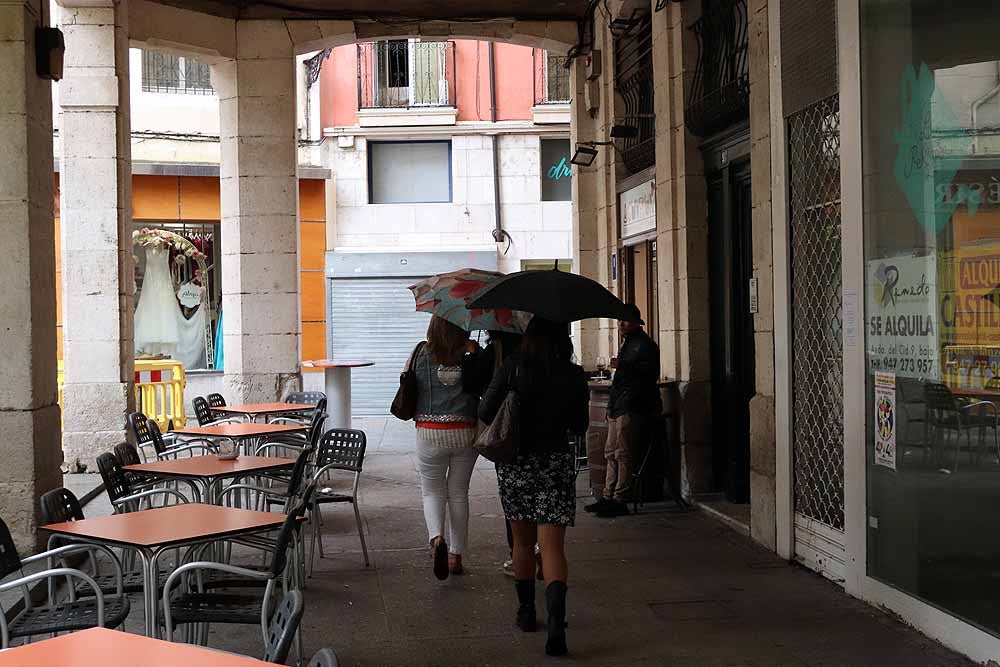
[213,22,300,403]
[58,0,134,471]
[747,0,777,551]
[0,0,63,550]
[651,0,713,496]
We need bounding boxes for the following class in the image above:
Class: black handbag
[473,367,520,464]
[390,341,426,421]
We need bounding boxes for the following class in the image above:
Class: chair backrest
[923,382,959,417]
[262,589,305,664]
[96,452,131,503]
[279,447,313,502]
[286,391,326,406]
[192,396,214,426]
[313,397,328,416]
[40,487,85,524]
[0,518,22,579]
[270,501,309,578]
[114,442,142,467]
[315,429,367,472]
[307,648,340,667]
[146,419,169,456]
[207,393,226,408]
[127,411,153,446]
[307,410,328,448]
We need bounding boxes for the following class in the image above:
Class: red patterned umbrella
[409,269,530,333]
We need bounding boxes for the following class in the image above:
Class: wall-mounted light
[35,27,64,81]
[570,143,601,167]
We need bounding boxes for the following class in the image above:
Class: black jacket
[608,329,661,418]
[478,352,590,453]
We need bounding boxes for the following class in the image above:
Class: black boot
[514,579,536,632]
[545,581,568,656]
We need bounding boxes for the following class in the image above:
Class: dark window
[614,13,655,174]
[386,40,409,88]
[368,141,452,204]
[541,138,572,201]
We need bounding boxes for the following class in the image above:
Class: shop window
[861,0,1000,636]
[368,141,452,204]
[141,50,213,95]
[133,221,220,371]
[541,138,572,201]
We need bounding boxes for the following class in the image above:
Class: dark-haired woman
[411,315,480,580]
[478,318,589,656]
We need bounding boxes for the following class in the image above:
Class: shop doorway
[706,133,754,503]
[622,239,658,336]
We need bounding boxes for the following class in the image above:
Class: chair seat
[197,568,269,590]
[77,569,172,596]
[9,595,130,639]
[315,489,353,504]
[168,592,262,625]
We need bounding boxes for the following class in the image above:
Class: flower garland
[132,227,208,263]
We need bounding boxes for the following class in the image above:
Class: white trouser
[415,436,479,555]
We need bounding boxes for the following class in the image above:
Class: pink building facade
[314,40,573,415]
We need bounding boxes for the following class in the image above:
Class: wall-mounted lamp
[35,27,65,81]
[570,143,602,167]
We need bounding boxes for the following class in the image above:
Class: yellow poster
[938,244,1000,347]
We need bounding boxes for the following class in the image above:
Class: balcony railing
[357,40,456,109]
[533,49,571,105]
[685,0,750,137]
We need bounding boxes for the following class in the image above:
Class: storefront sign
[939,243,1000,347]
[874,371,897,471]
[867,254,938,378]
[176,282,203,308]
[620,180,656,240]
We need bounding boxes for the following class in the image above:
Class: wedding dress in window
[134,244,180,357]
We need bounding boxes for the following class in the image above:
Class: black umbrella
[467,267,636,323]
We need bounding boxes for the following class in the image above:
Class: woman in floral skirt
[478,317,589,656]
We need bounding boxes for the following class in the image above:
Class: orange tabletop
[171,422,308,438]
[125,455,294,479]
[302,359,374,369]
[43,504,288,549]
[0,627,272,666]
[213,402,314,415]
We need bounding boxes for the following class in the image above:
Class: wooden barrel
[586,381,611,497]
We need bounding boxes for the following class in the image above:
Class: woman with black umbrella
[478,318,589,657]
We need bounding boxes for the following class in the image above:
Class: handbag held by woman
[474,386,520,464]
[391,341,426,420]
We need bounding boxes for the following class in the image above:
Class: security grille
[141,50,213,95]
[533,49,571,104]
[357,40,456,109]
[788,95,844,531]
[614,13,655,174]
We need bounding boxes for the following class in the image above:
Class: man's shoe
[584,497,611,513]
[502,559,515,577]
[595,500,630,518]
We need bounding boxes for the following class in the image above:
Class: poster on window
[874,371,897,470]
[867,254,938,379]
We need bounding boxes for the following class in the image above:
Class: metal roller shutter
[330,277,431,416]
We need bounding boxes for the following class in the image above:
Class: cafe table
[125,455,295,504]
[0,627,273,666]
[172,422,308,456]
[301,359,374,429]
[212,402,315,423]
[43,504,289,637]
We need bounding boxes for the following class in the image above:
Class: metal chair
[923,382,999,471]
[309,429,369,572]
[273,398,328,428]
[162,499,309,646]
[147,419,218,460]
[262,589,305,664]
[114,441,162,490]
[96,452,190,514]
[0,515,129,648]
[39,487,173,598]
[308,648,341,667]
[193,395,245,427]
[207,393,227,408]
[286,391,326,406]
[127,410,172,461]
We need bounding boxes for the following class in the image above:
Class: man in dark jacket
[588,304,661,517]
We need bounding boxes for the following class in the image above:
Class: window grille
[614,13,655,174]
[357,40,456,109]
[686,0,750,137]
[141,50,214,95]
[534,49,571,104]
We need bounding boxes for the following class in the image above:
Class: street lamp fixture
[570,143,601,167]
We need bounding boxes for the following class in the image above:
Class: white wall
[330,132,572,270]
